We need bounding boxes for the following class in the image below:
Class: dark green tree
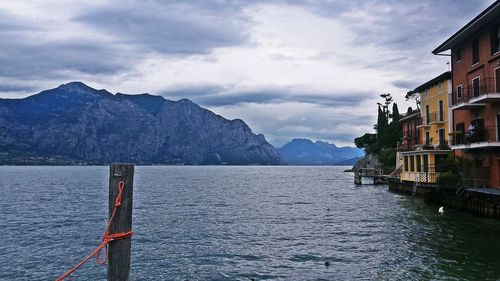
[391,102,400,123]
[354,133,378,154]
[376,105,388,139]
[387,102,402,148]
[353,93,402,173]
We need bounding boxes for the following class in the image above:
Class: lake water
[2,166,500,280]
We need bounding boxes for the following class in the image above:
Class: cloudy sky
[0,0,495,146]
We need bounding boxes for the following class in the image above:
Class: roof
[433,1,500,54]
[399,110,421,122]
[411,71,451,94]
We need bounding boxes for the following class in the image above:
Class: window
[491,24,500,55]
[426,105,430,124]
[455,47,462,62]
[435,155,445,173]
[439,100,444,121]
[438,82,443,92]
[410,155,415,172]
[404,156,409,171]
[472,38,480,64]
[425,132,430,145]
[472,77,480,97]
[497,114,500,142]
[457,85,463,99]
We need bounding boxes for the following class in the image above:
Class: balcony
[398,140,451,152]
[425,111,445,125]
[450,126,500,149]
[450,77,500,110]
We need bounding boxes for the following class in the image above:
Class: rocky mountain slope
[0,82,284,165]
[278,138,363,165]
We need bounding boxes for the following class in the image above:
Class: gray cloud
[162,85,374,107]
[75,1,250,55]
[300,0,493,50]
[0,82,37,93]
[0,10,136,80]
[392,79,417,90]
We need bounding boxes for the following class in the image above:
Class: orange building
[433,1,500,188]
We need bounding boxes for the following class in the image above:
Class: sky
[0,0,495,147]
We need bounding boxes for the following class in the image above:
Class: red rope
[55,181,133,281]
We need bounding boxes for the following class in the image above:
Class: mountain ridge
[278,138,363,165]
[0,82,284,165]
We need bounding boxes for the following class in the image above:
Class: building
[416,72,452,147]
[399,108,421,152]
[398,73,452,184]
[433,0,500,188]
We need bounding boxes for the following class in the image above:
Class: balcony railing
[397,140,450,151]
[450,126,498,145]
[402,164,438,183]
[462,166,492,188]
[425,111,445,124]
[450,77,500,106]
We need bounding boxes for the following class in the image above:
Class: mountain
[0,82,284,165]
[278,138,364,165]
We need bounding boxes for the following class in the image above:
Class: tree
[391,102,400,123]
[387,102,402,148]
[354,133,377,148]
[405,90,420,110]
[353,93,403,173]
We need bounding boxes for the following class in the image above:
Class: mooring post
[108,163,134,281]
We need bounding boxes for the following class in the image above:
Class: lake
[1,166,500,280]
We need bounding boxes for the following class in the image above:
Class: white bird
[438,206,444,215]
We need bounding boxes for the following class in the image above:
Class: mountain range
[0,82,283,165]
[278,138,363,165]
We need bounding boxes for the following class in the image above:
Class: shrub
[437,172,461,188]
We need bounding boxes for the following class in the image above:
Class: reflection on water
[1,166,500,280]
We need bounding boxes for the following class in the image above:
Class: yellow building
[400,72,452,184]
[418,71,452,146]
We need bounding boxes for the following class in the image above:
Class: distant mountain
[278,138,364,165]
[335,157,363,166]
[0,82,284,165]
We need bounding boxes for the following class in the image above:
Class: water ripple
[1,166,500,280]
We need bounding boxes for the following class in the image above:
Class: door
[473,77,480,97]
[471,118,484,142]
[456,123,465,144]
[438,129,445,146]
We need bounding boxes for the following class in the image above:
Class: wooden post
[108,163,134,281]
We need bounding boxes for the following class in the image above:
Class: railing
[450,77,500,106]
[450,126,498,145]
[402,164,437,183]
[462,178,492,189]
[397,140,451,151]
[356,167,384,176]
[425,111,445,124]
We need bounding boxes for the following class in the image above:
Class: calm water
[1,166,500,280]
